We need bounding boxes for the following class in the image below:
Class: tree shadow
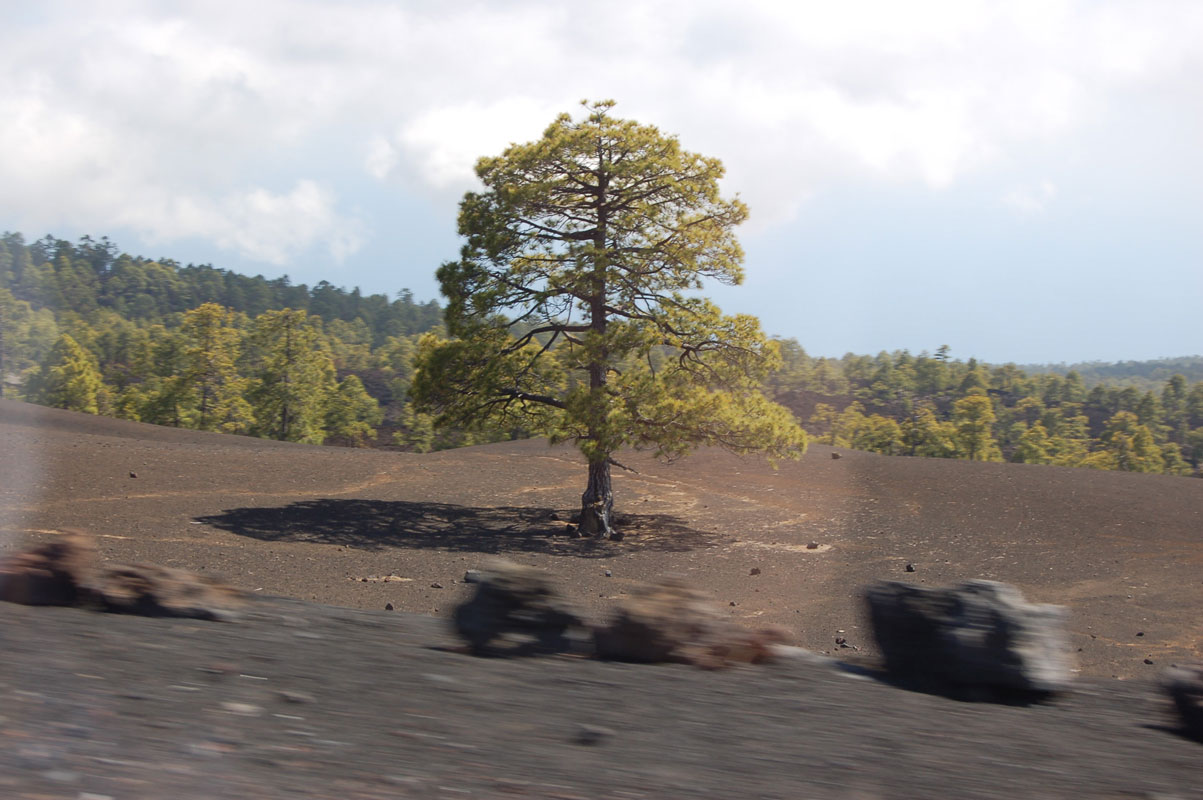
[195,499,719,557]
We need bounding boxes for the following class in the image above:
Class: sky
[1,0,1200,365]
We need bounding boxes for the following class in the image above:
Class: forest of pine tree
[2,232,1200,475]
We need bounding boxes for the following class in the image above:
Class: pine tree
[175,303,254,433]
[412,101,805,537]
[1098,411,1164,473]
[952,392,1001,461]
[248,309,337,443]
[853,414,904,455]
[1013,423,1052,465]
[395,404,437,453]
[324,374,382,446]
[901,406,957,458]
[26,333,104,413]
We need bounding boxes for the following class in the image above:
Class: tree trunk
[578,134,617,539]
[579,458,617,538]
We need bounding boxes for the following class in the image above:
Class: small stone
[431,582,444,589]
[464,570,482,584]
[604,570,612,578]
[806,542,819,550]
[831,452,841,460]
[905,563,916,573]
[749,567,761,576]
[574,724,614,745]
[385,603,394,611]
[729,601,737,607]
[1145,658,1155,665]
[43,770,80,784]
[1136,631,1144,637]
[278,690,314,704]
[129,472,137,479]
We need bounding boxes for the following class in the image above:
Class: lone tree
[412,101,806,537]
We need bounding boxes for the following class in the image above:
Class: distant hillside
[0,231,442,341]
[1019,356,1203,389]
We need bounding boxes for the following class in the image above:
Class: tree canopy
[412,101,807,536]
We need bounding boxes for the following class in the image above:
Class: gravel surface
[2,598,1200,800]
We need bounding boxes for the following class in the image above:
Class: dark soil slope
[4,399,1199,678]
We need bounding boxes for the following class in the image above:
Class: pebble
[279,690,315,704]
[385,603,394,610]
[464,570,482,583]
[431,582,444,589]
[574,724,614,745]
[905,563,916,572]
[750,567,761,576]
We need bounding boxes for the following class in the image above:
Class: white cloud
[1,0,1200,261]
[395,98,567,189]
[1003,180,1058,214]
[122,180,365,265]
[365,136,399,182]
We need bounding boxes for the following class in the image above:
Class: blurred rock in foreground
[866,579,1072,698]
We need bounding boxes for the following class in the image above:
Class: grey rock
[865,579,1071,696]
[452,559,584,655]
[1161,664,1203,739]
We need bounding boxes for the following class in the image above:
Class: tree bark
[579,458,616,538]
[578,137,617,539]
